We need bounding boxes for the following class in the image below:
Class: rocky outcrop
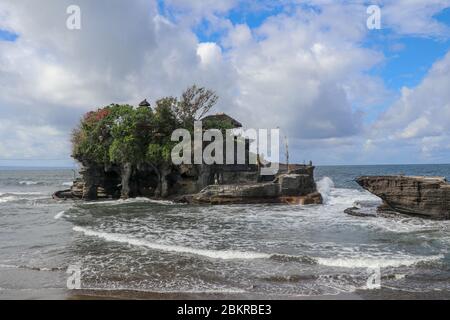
[356,176,450,220]
[182,173,322,205]
[54,164,322,206]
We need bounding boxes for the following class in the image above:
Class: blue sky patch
[0,29,18,42]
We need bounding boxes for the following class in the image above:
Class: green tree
[70,86,231,199]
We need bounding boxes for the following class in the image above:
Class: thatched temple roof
[139,99,150,107]
[201,113,242,128]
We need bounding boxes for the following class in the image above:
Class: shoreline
[3,288,449,300]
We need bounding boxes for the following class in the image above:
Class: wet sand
[69,289,362,300]
[68,289,450,300]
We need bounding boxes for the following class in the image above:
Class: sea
[0,164,449,300]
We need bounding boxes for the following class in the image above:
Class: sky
[0,0,450,167]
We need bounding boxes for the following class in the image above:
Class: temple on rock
[54,92,322,205]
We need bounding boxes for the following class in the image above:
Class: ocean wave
[0,193,48,204]
[315,254,444,269]
[145,199,177,205]
[260,274,318,283]
[61,182,73,187]
[80,197,176,207]
[19,181,44,186]
[0,192,44,196]
[0,264,64,272]
[73,226,270,260]
[78,287,247,295]
[367,216,448,234]
[0,196,16,203]
[54,211,66,220]
[269,254,318,265]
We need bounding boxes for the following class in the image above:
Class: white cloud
[0,0,449,165]
[197,42,223,66]
[367,51,450,162]
[374,51,450,140]
[381,0,450,38]
[225,5,384,140]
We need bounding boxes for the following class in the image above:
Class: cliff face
[356,176,450,219]
[54,162,322,206]
[60,162,259,200]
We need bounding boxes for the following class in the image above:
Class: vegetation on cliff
[71,85,237,198]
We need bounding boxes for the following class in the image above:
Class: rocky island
[54,86,322,205]
[356,175,450,220]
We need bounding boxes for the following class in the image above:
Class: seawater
[0,165,449,299]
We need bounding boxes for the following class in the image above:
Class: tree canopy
[71,85,231,167]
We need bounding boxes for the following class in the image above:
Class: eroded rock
[356,176,450,220]
[186,173,322,205]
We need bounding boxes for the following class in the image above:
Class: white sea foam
[82,287,247,294]
[0,196,16,203]
[61,182,73,187]
[0,193,48,204]
[1,192,44,196]
[54,211,66,220]
[316,177,335,203]
[73,226,270,260]
[316,254,444,268]
[145,199,177,205]
[81,197,175,206]
[19,181,43,186]
[367,217,446,233]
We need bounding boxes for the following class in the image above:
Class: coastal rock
[186,173,322,205]
[54,161,322,206]
[356,176,450,220]
[344,207,377,218]
[58,101,324,206]
[189,183,280,204]
[278,174,316,196]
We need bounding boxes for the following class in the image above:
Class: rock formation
[54,108,322,205]
[182,172,322,205]
[356,176,450,219]
[54,163,322,206]
[54,92,323,205]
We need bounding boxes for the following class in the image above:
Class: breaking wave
[0,192,48,203]
[73,226,270,260]
[0,264,64,272]
[80,197,176,206]
[269,254,318,265]
[315,254,444,269]
[19,181,44,186]
[54,211,66,220]
[316,177,335,203]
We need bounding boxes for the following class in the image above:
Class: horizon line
[1,163,450,169]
